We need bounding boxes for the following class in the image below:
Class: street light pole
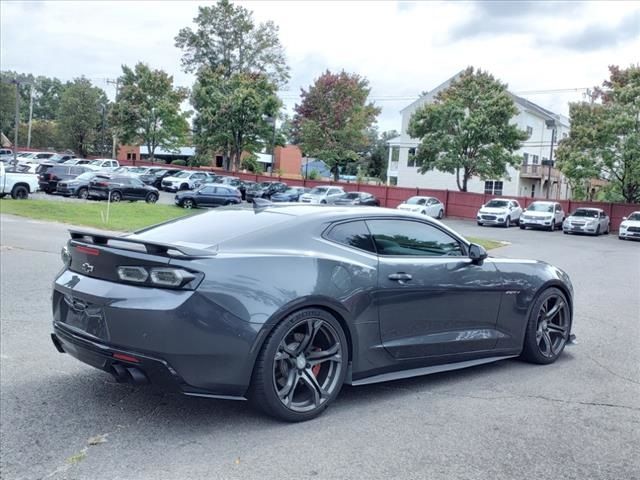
[12,80,20,165]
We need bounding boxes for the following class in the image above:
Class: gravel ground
[1,214,638,480]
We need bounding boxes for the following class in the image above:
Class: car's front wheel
[520,287,570,365]
[437,209,444,219]
[182,199,194,209]
[77,188,89,200]
[504,216,511,228]
[145,192,158,204]
[250,308,348,422]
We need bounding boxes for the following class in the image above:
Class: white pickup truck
[0,162,40,199]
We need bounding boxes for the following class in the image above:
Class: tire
[0,193,6,199]
[11,185,28,200]
[77,188,89,200]
[437,209,444,219]
[145,193,158,204]
[182,199,194,209]
[320,200,327,204]
[109,191,122,203]
[595,225,601,236]
[520,225,525,230]
[180,183,189,191]
[619,236,625,240]
[520,287,570,365]
[504,216,511,228]
[549,221,555,232]
[477,221,483,226]
[605,224,610,234]
[224,200,232,206]
[563,231,569,235]
[250,308,348,422]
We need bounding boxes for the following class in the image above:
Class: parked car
[37,164,90,193]
[56,171,107,199]
[51,204,575,421]
[13,151,56,164]
[476,199,523,227]
[299,186,345,204]
[0,148,12,156]
[139,168,182,188]
[519,201,565,231]
[161,170,209,192]
[14,162,38,174]
[88,175,159,203]
[46,153,77,164]
[84,159,120,172]
[396,196,444,218]
[0,162,39,199]
[62,158,92,166]
[174,185,242,209]
[271,187,310,202]
[618,211,640,241]
[562,208,610,235]
[245,181,288,201]
[332,191,381,206]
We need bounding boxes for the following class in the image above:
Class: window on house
[407,147,416,167]
[484,181,504,196]
[391,146,400,163]
[526,126,533,137]
[132,153,136,161]
[532,155,539,164]
[523,153,529,165]
[126,153,132,160]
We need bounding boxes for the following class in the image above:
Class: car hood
[523,211,554,218]
[479,207,509,214]
[397,204,423,211]
[163,176,190,183]
[620,219,640,228]
[300,193,324,199]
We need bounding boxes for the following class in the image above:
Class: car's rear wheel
[520,287,570,365]
[77,188,88,200]
[504,216,511,228]
[595,225,601,236]
[182,199,194,209]
[145,192,158,204]
[109,191,122,203]
[549,221,555,232]
[11,185,28,200]
[250,308,348,422]
[520,224,526,230]
[437,209,444,219]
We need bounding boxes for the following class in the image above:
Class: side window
[366,220,464,257]
[325,221,375,253]
[555,204,561,212]
[200,186,215,194]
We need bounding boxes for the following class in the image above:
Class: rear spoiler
[68,229,216,258]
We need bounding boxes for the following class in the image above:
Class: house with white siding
[387,72,571,199]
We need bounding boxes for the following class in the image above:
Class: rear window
[134,210,294,246]
[36,164,55,174]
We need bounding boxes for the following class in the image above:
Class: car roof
[574,207,602,211]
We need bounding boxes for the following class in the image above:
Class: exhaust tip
[126,367,149,385]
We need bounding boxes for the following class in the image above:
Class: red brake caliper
[311,348,321,377]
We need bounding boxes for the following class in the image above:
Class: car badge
[81,262,95,274]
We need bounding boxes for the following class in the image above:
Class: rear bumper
[52,270,262,399]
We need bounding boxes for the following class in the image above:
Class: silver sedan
[562,208,610,236]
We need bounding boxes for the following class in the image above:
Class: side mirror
[622,216,628,221]
[523,207,527,212]
[469,243,488,265]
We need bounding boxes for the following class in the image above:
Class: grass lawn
[467,237,506,251]
[0,199,195,232]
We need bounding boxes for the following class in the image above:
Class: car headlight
[620,223,628,230]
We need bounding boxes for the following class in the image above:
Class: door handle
[388,273,412,284]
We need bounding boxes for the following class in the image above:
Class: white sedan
[396,196,445,218]
[618,211,640,240]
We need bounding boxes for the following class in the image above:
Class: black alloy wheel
[521,288,570,364]
[109,191,122,202]
[182,198,194,209]
[251,309,347,422]
[11,185,28,200]
[146,192,158,204]
[77,188,89,200]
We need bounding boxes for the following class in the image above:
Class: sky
[1,0,639,133]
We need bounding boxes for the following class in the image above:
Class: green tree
[111,63,190,162]
[293,70,381,181]
[57,78,108,157]
[16,120,63,150]
[556,65,640,203]
[175,0,289,86]
[192,68,281,171]
[32,76,67,120]
[408,67,527,191]
[364,128,399,180]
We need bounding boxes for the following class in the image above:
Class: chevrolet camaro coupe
[51,203,575,421]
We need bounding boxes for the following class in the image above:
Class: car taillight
[95,182,109,187]
[116,266,196,288]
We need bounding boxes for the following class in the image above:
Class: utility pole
[12,80,20,165]
[106,78,120,159]
[544,119,557,200]
[26,84,34,148]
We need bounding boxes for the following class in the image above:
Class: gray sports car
[51,204,575,421]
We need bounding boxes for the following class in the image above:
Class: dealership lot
[0,214,638,480]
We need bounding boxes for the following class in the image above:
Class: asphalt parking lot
[1,213,639,480]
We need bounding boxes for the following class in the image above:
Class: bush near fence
[117,159,639,230]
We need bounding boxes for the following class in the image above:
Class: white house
[387,72,571,199]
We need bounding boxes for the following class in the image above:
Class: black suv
[88,175,160,203]
[37,164,90,193]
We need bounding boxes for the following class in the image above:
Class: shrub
[171,159,187,166]
[308,169,319,180]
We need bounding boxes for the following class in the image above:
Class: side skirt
[348,355,517,386]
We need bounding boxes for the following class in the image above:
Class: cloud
[543,10,640,51]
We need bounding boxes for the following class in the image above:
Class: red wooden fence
[117,159,639,230]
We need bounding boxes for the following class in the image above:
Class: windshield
[485,200,509,208]
[89,160,105,166]
[628,212,640,221]
[344,193,360,199]
[572,209,599,218]
[406,197,426,205]
[173,171,191,178]
[127,167,148,174]
[527,202,554,213]
[74,172,96,181]
[283,188,298,194]
[310,187,328,195]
